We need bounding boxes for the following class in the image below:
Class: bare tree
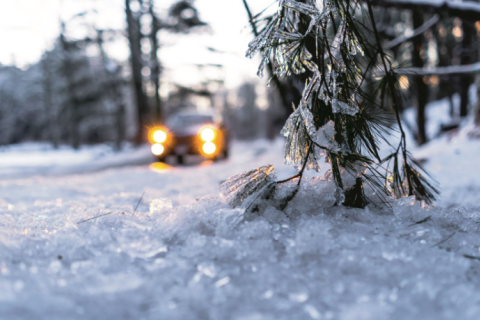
[411,11,429,145]
[96,29,126,150]
[41,55,59,148]
[126,0,149,144]
[59,22,80,149]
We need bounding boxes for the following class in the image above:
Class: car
[148,111,229,164]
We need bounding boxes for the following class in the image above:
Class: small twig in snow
[77,211,113,224]
[408,215,431,227]
[463,254,480,261]
[431,232,456,247]
[277,144,311,185]
[133,192,145,215]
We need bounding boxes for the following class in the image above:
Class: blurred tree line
[1,0,479,149]
[243,0,480,145]
[0,0,208,148]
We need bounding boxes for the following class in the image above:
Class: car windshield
[167,115,214,128]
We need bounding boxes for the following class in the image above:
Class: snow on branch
[385,61,480,76]
[369,0,480,21]
[384,15,439,49]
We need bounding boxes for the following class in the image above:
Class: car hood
[168,125,204,138]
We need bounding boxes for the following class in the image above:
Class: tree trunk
[41,56,59,149]
[59,26,80,149]
[475,74,480,126]
[96,30,126,151]
[149,1,162,124]
[126,0,149,144]
[411,11,429,145]
[434,20,456,117]
[460,21,474,117]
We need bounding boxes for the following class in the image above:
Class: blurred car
[148,111,229,164]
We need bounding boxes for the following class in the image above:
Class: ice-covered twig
[370,0,480,21]
[277,144,312,185]
[384,61,480,76]
[384,15,439,49]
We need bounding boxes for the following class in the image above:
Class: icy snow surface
[0,134,479,319]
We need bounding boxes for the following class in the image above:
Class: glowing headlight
[202,142,216,155]
[153,130,167,143]
[200,127,216,142]
[151,144,165,156]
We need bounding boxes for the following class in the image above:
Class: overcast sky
[0,0,274,88]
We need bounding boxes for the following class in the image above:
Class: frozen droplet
[215,276,230,288]
[48,260,62,274]
[289,292,309,303]
[263,290,273,299]
[149,198,173,214]
[198,262,217,278]
[304,304,320,319]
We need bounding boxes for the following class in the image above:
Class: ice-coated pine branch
[245,0,439,208]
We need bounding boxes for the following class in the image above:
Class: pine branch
[246,0,439,207]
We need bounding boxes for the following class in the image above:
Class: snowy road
[0,136,480,319]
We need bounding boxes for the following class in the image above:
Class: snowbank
[1,176,480,319]
[0,143,154,179]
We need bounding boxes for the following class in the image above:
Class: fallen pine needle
[431,232,456,247]
[77,211,114,224]
[463,254,480,261]
[133,192,145,215]
[408,216,431,227]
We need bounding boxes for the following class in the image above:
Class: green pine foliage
[246,0,439,208]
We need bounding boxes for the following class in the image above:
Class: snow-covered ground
[0,143,155,179]
[0,121,479,319]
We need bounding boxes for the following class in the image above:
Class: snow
[0,143,154,179]
[0,119,480,319]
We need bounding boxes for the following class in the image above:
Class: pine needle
[408,215,431,227]
[77,211,114,224]
[431,232,456,248]
[133,192,145,215]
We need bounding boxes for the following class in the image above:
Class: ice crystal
[281,107,320,171]
[331,98,359,116]
[314,120,340,151]
[149,198,173,215]
[330,20,346,70]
